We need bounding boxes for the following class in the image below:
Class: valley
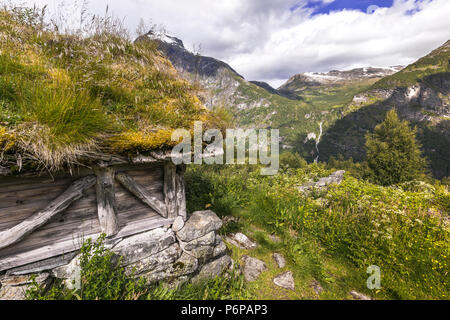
[142,31,449,178]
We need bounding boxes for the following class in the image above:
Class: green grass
[185,162,449,300]
[0,6,222,171]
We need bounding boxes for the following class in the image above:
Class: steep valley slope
[137,32,449,178]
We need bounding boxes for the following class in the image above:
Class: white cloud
[5,0,450,87]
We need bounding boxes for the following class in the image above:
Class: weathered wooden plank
[5,252,78,276]
[0,175,97,251]
[0,204,161,259]
[0,216,174,272]
[116,172,167,218]
[94,167,119,237]
[0,187,97,231]
[0,209,100,258]
[176,164,187,221]
[0,175,163,229]
[163,162,177,219]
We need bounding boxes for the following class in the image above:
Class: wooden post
[163,161,177,219]
[115,172,168,218]
[94,167,119,237]
[175,164,187,221]
[0,175,97,250]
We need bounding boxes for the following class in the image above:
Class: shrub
[26,234,149,300]
[365,109,428,186]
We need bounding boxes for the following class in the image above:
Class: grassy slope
[373,40,449,89]
[185,164,449,300]
[225,71,378,161]
[318,40,449,178]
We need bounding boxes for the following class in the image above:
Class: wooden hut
[0,8,229,293]
[0,152,186,273]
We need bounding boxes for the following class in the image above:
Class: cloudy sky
[7,0,450,87]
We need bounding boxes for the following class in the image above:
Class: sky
[5,0,450,88]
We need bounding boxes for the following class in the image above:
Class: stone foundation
[0,210,231,300]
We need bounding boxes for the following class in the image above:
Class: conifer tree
[365,109,428,186]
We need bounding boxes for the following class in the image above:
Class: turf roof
[0,8,223,174]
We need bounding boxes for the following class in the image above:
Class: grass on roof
[0,6,223,172]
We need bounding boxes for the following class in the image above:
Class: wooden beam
[163,162,177,219]
[175,164,187,221]
[0,175,96,251]
[115,172,167,218]
[94,167,119,237]
[0,216,175,272]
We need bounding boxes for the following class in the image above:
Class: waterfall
[314,121,323,163]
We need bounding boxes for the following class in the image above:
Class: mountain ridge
[137,32,449,178]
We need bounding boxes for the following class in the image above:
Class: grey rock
[241,255,267,282]
[112,227,176,265]
[297,170,345,193]
[192,255,232,283]
[226,232,257,249]
[273,271,295,290]
[185,245,215,264]
[180,231,216,251]
[176,210,222,242]
[350,290,371,300]
[0,273,51,300]
[272,253,286,268]
[141,252,198,284]
[51,255,81,290]
[213,240,227,258]
[172,216,185,232]
[125,243,181,276]
[222,216,238,225]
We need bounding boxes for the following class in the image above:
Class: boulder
[273,271,295,290]
[0,273,51,300]
[125,243,181,276]
[185,245,215,264]
[112,227,176,265]
[179,231,216,251]
[51,255,81,290]
[176,210,222,242]
[141,252,199,284]
[226,232,257,249]
[191,255,232,283]
[350,290,371,300]
[172,216,185,232]
[297,170,345,193]
[272,253,286,268]
[213,238,228,258]
[241,255,267,282]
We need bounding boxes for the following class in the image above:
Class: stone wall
[0,210,231,300]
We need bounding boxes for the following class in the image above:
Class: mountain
[137,32,448,177]
[279,66,403,95]
[135,32,380,158]
[319,40,450,178]
[135,32,334,156]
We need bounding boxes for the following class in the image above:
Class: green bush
[26,234,149,300]
[185,161,449,299]
[365,109,429,186]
